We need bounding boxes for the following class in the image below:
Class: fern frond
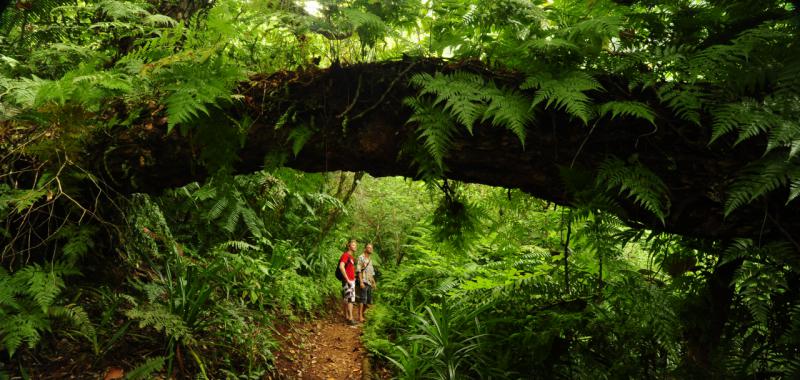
[567,15,623,40]
[710,101,758,144]
[1,76,47,108]
[522,70,602,124]
[483,89,531,145]
[341,8,387,32]
[724,153,793,216]
[411,72,485,132]
[789,176,800,204]
[0,312,49,357]
[239,207,265,238]
[596,156,670,224]
[215,240,257,252]
[407,71,531,157]
[221,202,243,234]
[94,0,151,20]
[144,14,178,27]
[125,356,166,380]
[50,304,96,342]
[405,97,457,170]
[598,101,656,125]
[125,304,193,343]
[207,196,230,220]
[287,125,314,157]
[767,120,800,158]
[522,38,580,53]
[0,269,18,309]
[15,263,73,312]
[165,89,210,130]
[656,83,703,125]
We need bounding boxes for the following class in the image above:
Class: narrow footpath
[272,312,382,380]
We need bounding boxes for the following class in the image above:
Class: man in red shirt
[339,239,358,324]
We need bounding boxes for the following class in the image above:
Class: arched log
[87,58,800,242]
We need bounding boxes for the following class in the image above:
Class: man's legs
[358,285,371,322]
[342,280,355,322]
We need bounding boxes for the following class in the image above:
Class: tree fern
[596,156,670,224]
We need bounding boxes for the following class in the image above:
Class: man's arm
[339,261,348,280]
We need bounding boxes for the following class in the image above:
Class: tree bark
[682,257,744,375]
[85,57,800,242]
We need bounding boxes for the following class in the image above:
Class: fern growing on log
[405,71,531,176]
[596,156,670,224]
[521,70,603,125]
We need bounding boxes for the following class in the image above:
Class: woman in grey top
[357,243,377,322]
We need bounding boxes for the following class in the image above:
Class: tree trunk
[85,58,800,242]
[682,256,744,375]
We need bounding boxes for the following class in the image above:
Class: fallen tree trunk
[87,57,800,242]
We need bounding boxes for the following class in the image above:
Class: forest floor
[271,304,389,380]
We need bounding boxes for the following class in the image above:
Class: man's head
[365,243,373,254]
[347,239,358,252]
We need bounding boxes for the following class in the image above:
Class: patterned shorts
[359,284,373,305]
[342,280,355,303]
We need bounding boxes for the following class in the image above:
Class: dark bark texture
[87,58,800,242]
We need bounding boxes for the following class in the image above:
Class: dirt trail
[272,313,370,380]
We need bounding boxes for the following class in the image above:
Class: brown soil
[271,313,369,380]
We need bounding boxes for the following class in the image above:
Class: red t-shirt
[339,251,355,281]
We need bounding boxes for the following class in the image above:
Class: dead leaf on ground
[103,367,124,380]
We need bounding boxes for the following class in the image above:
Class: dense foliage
[1,0,799,378]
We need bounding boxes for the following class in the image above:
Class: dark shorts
[359,284,373,305]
